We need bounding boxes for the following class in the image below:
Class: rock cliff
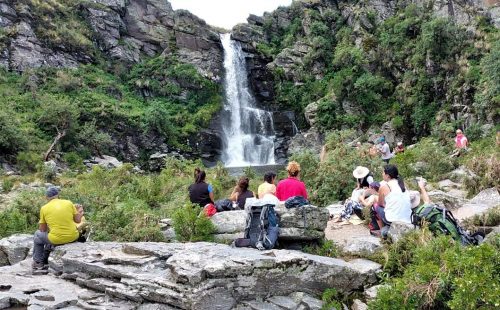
[0,0,223,79]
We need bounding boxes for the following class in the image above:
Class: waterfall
[220,33,276,167]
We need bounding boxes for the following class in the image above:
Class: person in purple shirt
[276,161,308,201]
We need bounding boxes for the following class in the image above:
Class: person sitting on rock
[258,171,276,198]
[230,176,255,209]
[32,187,84,273]
[336,166,374,222]
[276,161,308,201]
[188,169,214,208]
[376,165,412,237]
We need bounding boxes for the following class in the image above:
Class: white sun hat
[352,166,370,179]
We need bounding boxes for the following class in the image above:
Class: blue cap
[46,186,60,198]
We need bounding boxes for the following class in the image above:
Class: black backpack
[235,204,279,250]
[214,199,234,212]
[285,196,309,209]
[411,204,484,246]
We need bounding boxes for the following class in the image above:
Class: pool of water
[226,164,285,177]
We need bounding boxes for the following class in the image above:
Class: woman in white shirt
[377,165,412,236]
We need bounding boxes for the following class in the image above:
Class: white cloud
[169,0,293,29]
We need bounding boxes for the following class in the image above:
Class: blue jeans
[33,230,53,264]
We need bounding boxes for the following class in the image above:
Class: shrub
[172,204,215,242]
[0,189,44,237]
[303,240,339,258]
[1,177,15,193]
[392,137,456,181]
[63,152,85,171]
[292,130,382,206]
[321,288,343,310]
[370,232,500,309]
[91,199,164,242]
[16,151,43,173]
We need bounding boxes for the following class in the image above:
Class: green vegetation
[172,204,216,242]
[370,230,500,309]
[258,4,498,137]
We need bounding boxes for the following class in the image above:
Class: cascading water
[220,33,276,167]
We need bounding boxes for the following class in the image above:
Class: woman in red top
[276,161,308,201]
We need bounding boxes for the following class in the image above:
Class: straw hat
[352,166,370,179]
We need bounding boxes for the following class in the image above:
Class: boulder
[352,299,368,310]
[364,284,388,301]
[0,241,381,309]
[85,155,123,169]
[148,153,168,171]
[211,203,330,243]
[387,221,416,243]
[437,179,462,191]
[0,234,32,266]
[304,101,319,127]
[287,128,324,156]
[469,188,500,208]
[427,190,467,210]
[342,236,383,256]
[448,166,476,183]
[159,218,176,242]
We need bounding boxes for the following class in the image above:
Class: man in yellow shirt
[32,187,84,272]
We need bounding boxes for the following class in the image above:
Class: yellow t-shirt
[257,182,276,198]
[39,199,79,245]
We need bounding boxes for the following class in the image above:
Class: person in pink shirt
[455,129,468,149]
[276,161,308,201]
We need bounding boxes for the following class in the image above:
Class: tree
[77,121,113,157]
[38,95,80,161]
[0,111,26,155]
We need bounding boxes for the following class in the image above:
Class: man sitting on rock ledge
[32,187,84,273]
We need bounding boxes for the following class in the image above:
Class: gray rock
[287,128,324,156]
[388,221,416,243]
[211,210,247,234]
[289,292,323,310]
[448,166,477,183]
[304,101,319,127]
[85,155,123,169]
[470,188,500,208]
[352,299,368,310]
[0,234,32,266]
[364,284,388,301]
[342,236,382,256]
[267,295,299,309]
[326,203,344,219]
[427,190,467,210]
[47,242,381,308]
[437,179,462,191]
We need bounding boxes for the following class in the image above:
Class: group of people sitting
[188,161,308,212]
[337,164,430,237]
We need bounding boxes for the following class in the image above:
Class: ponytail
[195,170,206,184]
[397,176,406,192]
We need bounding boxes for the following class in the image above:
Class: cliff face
[0,0,223,79]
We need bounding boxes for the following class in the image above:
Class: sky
[169,0,293,29]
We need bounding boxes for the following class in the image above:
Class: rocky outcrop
[0,234,32,266]
[211,202,330,244]
[0,242,381,309]
[0,0,223,79]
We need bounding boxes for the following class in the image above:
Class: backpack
[285,196,309,209]
[235,204,279,250]
[411,204,483,246]
[214,199,234,212]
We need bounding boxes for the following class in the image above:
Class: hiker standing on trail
[394,142,405,154]
[377,137,393,164]
[32,187,83,273]
[230,176,255,209]
[188,169,214,208]
[258,171,276,198]
[276,161,308,201]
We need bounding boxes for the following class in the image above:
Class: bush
[172,204,215,242]
[392,137,456,181]
[370,232,500,309]
[16,151,43,173]
[292,130,382,206]
[91,199,164,242]
[0,189,44,238]
[63,152,85,171]
[1,177,15,193]
[303,240,339,258]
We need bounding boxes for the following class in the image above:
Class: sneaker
[32,261,49,275]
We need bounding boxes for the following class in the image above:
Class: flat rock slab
[44,241,380,310]
[469,188,500,208]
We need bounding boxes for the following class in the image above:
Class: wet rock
[0,234,32,266]
[388,221,416,243]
